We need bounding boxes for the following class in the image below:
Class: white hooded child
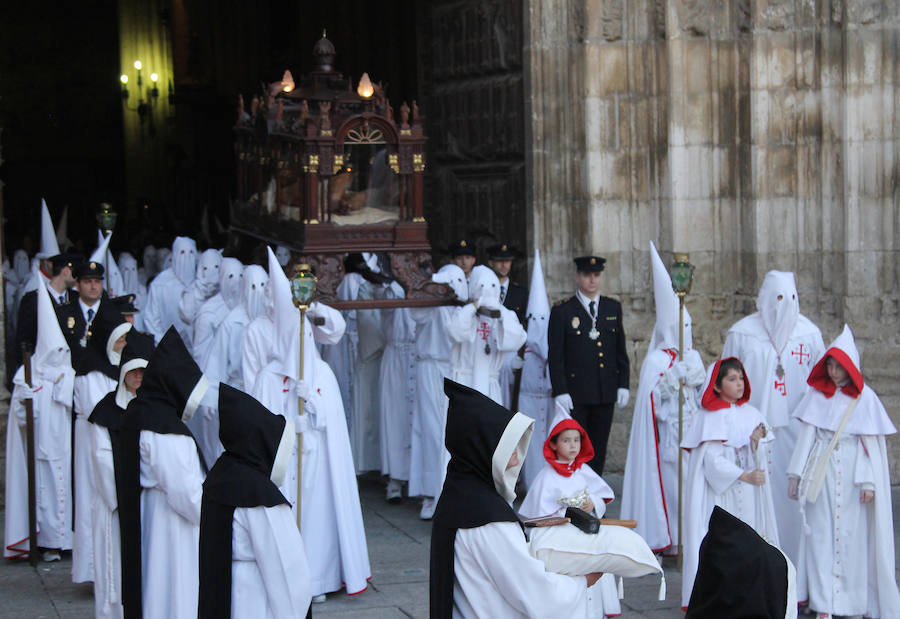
[786,325,900,618]
[621,241,705,556]
[722,270,825,569]
[247,247,371,601]
[445,265,527,403]
[408,264,467,519]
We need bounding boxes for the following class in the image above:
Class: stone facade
[526,0,900,473]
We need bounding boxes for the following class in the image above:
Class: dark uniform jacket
[548,295,630,405]
[502,282,528,325]
[56,293,112,376]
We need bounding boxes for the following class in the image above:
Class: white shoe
[420,498,436,520]
[312,594,327,604]
[42,550,61,562]
[386,479,402,503]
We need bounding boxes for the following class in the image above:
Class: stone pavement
[2,473,899,618]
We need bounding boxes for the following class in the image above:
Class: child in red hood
[679,356,780,610]
[519,407,620,618]
[786,325,900,619]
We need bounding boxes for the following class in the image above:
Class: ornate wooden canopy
[231,33,453,308]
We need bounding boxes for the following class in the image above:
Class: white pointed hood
[157,247,172,272]
[142,245,158,280]
[195,248,223,296]
[525,249,551,360]
[648,241,693,352]
[35,199,61,259]
[170,237,197,286]
[118,252,142,294]
[468,265,501,305]
[55,205,72,251]
[432,263,467,301]
[266,246,311,384]
[756,271,799,355]
[90,231,124,296]
[275,245,291,267]
[34,273,71,369]
[219,258,244,309]
[242,265,269,321]
[12,249,30,284]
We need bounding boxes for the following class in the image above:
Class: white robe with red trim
[621,347,704,554]
[446,304,526,404]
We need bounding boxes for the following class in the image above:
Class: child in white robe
[680,357,779,609]
[786,324,900,619]
[519,408,621,618]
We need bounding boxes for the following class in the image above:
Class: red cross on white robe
[791,343,810,364]
[477,321,492,341]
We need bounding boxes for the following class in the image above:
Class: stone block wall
[526,0,900,473]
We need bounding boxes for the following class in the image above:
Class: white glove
[306,301,321,318]
[510,355,525,370]
[296,415,310,434]
[671,360,690,381]
[291,378,311,401]
[19,385,38,400]
[554,393,574,411]
[616,388,630,408]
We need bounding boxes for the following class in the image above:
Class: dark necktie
[500,285,507,303]
[87,308,94,323]
[59,294,65,304]
[589,300,596,319]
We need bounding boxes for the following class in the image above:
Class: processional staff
[290,263,318,531]
[669,253,695,569]
[22,344,39,567]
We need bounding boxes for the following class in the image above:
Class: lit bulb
[150,72,159,82]
[357,72,374,98]
[133,60,142,70]
[281,69,295,93]
[120,74,129,84]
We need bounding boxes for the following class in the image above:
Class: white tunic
[621,347,704,554]
[4,366,74,557]
[517,347,553,490]
[72,371,117,583]
[452,521,588,618]
[378,296,417,482]
[722,314,824,566]
[90,423,123,619]
[139,430,205,619]
[446,304,526,404]
[231,505,312,618]
[680,404,779,608]
[407,306,453,499]
[350,281,386,472]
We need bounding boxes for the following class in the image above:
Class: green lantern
[96,203,118,235]
[669,253,695,297]
[290,263,317,310]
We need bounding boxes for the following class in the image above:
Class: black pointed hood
[686,506,793,618]
[199,384,290,619]
[123,326,208,435]
[430,379,534,619]
[89,330,155,430]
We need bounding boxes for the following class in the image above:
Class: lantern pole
[290,263,317,531]
[669,252,694,569]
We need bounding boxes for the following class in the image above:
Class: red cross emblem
[477,322,492,341]
[791,344,810,365]
[774,377,787,396]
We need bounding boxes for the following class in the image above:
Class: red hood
[542,417,594,477]
[700,357,751,411]
[807,346,863,399]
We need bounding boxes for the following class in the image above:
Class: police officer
[448,239,476,281]
[57,260,109,372]
[548,255,630,475]
[487,243,528,325]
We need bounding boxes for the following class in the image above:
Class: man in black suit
[13,252,81,368]
[487,243,528,325]
[548,255,630,475]
[57,260,109,373]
